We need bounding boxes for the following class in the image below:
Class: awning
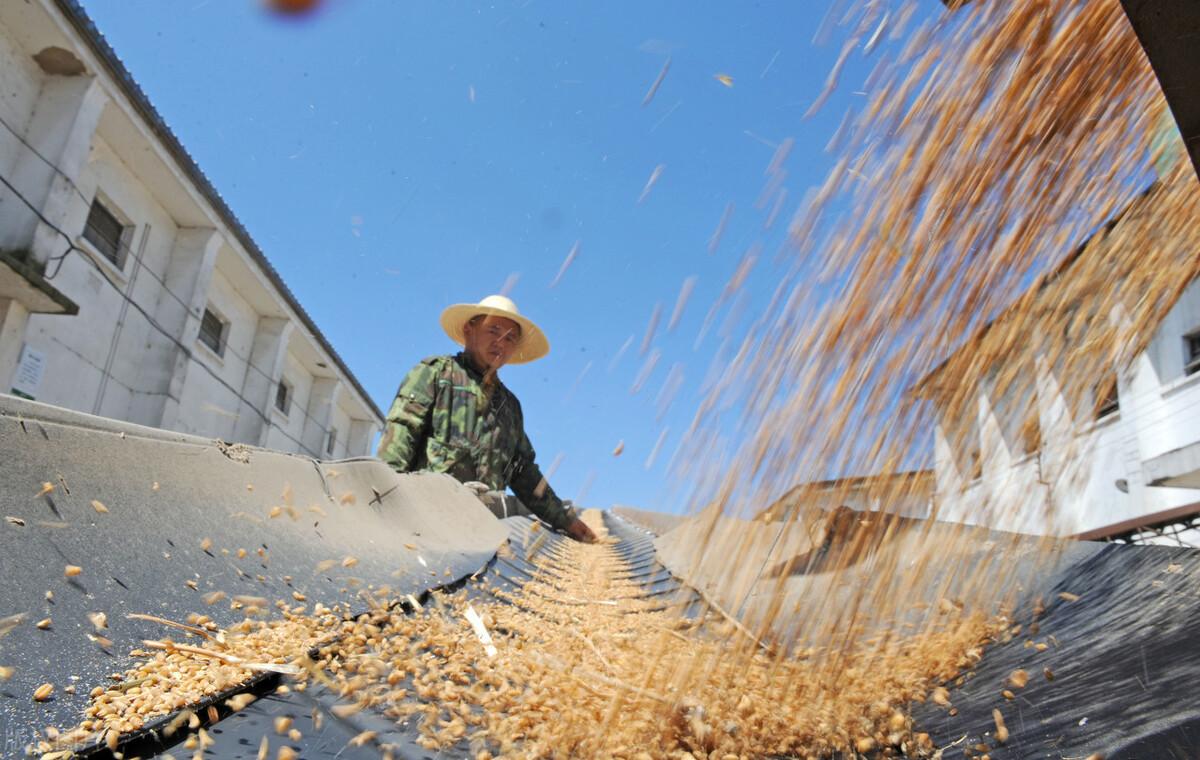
[0,250,78,315]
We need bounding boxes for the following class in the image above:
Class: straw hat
[439,295,550,364]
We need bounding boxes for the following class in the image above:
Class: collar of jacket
[455,351,508,389]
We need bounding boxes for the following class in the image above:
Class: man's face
[462,315,522,371]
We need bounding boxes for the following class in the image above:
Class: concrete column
[978,381,1009,481]
[157,230,223,430]
[232,317,294,446]
[348,418,380,458]
[1035,353,1080,533]
[932,424,962,511]
[0,298,31,390]
[301,377,342,457]
[0,76,108,260]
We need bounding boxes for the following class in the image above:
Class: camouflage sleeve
[375,359,439,473]
[508,431,574,531]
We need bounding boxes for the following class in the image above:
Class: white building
[918,185,1200,544]
[0,0,383,457]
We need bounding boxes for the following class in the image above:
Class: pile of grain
[43,512,1005,759]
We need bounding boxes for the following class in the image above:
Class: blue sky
[85,0,923,513]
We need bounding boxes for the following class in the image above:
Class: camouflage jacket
[376,353,573,530]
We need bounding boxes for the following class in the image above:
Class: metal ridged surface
[188,512,708,759]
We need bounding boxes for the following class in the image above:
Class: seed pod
[993,708,1009,743]
[350,730,378,747]
[226,693,256,711]
[931,687,950,706]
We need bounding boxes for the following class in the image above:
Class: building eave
[908,182,1159,399]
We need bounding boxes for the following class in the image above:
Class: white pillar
[1035,353,1079,534]
[0,298,31,390]
[302,377,341,456]
[0,76,108,260]
[232,317,293,446]
[158,229,222,430]
[348,418,379,458]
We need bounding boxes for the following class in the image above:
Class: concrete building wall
[328,399,353,459]
[270,351,315,455]
[0,0,382,457]
[932,277,1200,537]
[0,21,44,176]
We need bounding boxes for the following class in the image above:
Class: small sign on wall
[11,344,46,400]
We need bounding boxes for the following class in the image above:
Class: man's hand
[565,517,597,543]
[463,481,490,497]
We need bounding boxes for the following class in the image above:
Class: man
[377,295,596,542]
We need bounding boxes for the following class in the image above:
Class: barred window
[83,197,127,267]
[326,428,338,456]
[275,379,292,415]
[1185,331,1200,377]
[1094,375,1119,419]
[197,308,226,356]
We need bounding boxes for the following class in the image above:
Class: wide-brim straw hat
[439,295,550,365]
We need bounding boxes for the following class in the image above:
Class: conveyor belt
[5,396,1200,759]
[104,512,708,759]
[0,396,506,758]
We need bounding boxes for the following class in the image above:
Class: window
[1185,331,1200,376]
[968,448,982,481]
[82,197,128,267]
[197,308,227,356]
[1020,414,1041,456]
[326,428,338,456]
[275,379,292,415]
[1094,375,1119,419]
